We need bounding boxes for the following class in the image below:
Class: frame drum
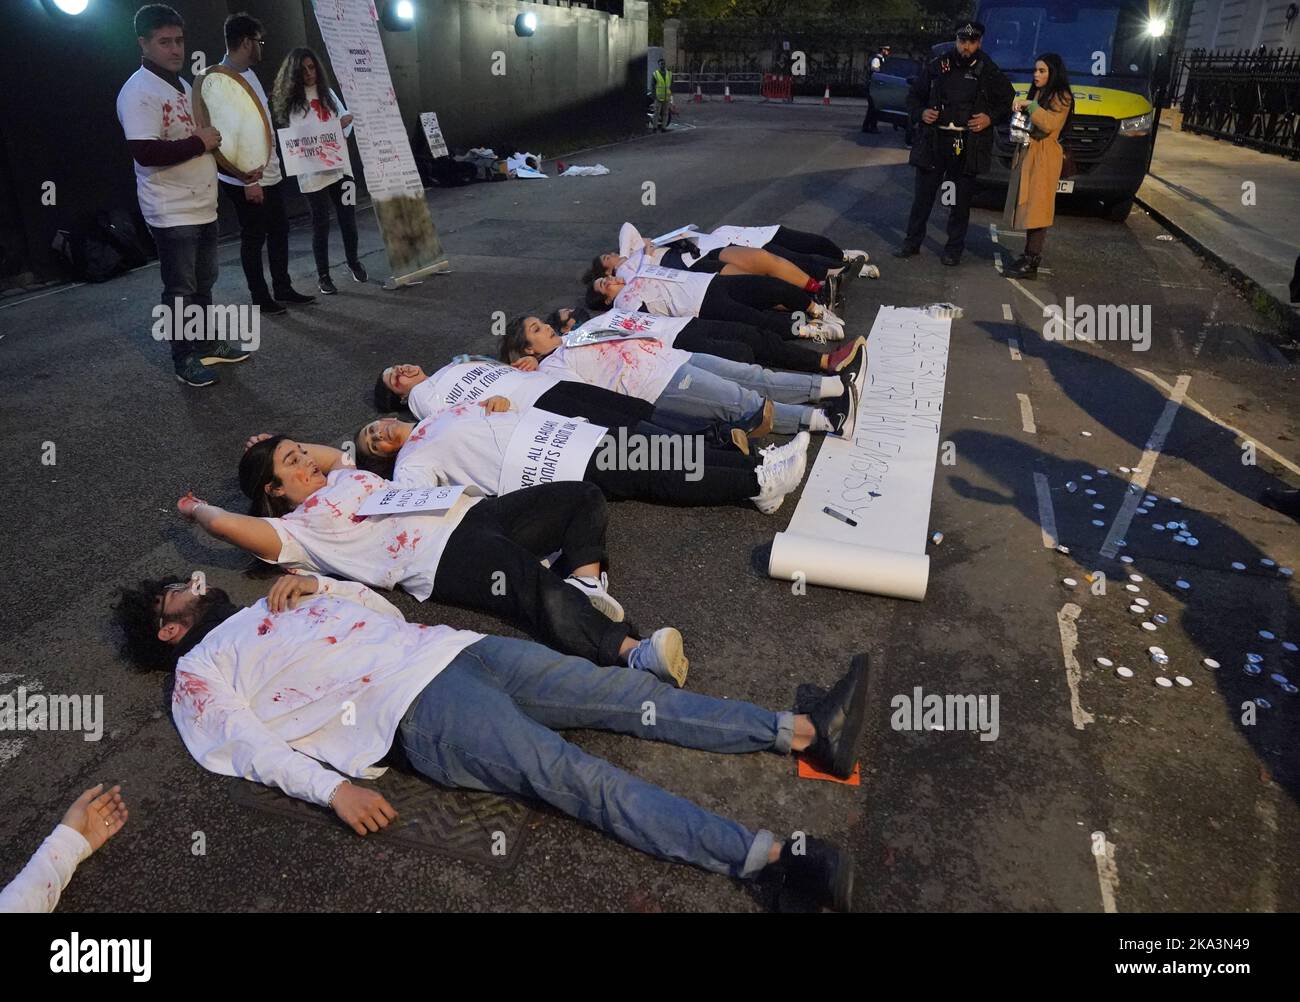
[193,65,273,178]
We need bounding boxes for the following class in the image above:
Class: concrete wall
[0,0,647,281]
[1184,0,1300,50]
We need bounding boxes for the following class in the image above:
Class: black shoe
[199,341,251,366]
[318,275,338,295]
[806,653,870,778]
[700,419,752,456]
[779,836,854,912]
[273,287,317,305]
[1259,487,1300,523]
[821,383,857,438]
[251,294,287,316]
[940,251,961,267]
[892,246,919,259]
[1003,253,1040,279]
[348,261,368,283]
[174,354,218,387]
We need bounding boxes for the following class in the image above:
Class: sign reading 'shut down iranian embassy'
[769,306,951,601]
[311,0,447,285]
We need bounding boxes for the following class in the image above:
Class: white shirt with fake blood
[261,467,480,601]
[692,224,780,256]
[536,338,689,403]
[0,825,90,913]
[617,222,669,270]
[409,361,559,420]
[172,581,483,806]
[573,309,691,348]
[613,266,713,317]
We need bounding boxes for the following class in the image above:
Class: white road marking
[1008,337,1022,360]
[1134,369,1300,478]
[1017,392,1037,433]
[1091,831,1120,913]
[1002,303,1013,321]
[1034,472,1058,548]
[1192,291,1221,357]
[1099,374,1190,559]
[1006,276,1075,339]
[1057,603,1095,730]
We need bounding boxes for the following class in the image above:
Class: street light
[379,0,415,30]
[43,0,90,14]
[1147,16,1168,37]
[515,12,538,37]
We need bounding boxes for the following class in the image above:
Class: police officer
[861,44,891,134]
[653,58,673,132]
[893,22,1013,266]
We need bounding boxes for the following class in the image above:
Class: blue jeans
[398,635,796,877]
[651,356,819,434]
[150,220,219,363]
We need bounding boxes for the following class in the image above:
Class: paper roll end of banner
[768,531,930,601]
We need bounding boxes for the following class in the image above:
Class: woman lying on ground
[353,398,811,514]
[548,305,866,375]
[584,266,847,345]
[613,222,867,281]
[176,436,690,686]
[501,314,865,438]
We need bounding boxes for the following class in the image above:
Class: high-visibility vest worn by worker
[653,68,672,101]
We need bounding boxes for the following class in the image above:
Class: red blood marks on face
[173,671,213,720]
[257,617,274,636]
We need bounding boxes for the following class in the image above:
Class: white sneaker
[842,249,870,262]
[751,433,810,513]
[628,627,689,687]
[819,306,847,329]
[796,320,843,343]
[565,572,625,622]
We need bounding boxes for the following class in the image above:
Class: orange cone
[822,85,831,105]
[693,84,703,103]
[724,84,733,103]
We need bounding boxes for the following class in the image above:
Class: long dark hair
[270,47,338,127]
[352,426,398,479]
[501,314,540,363]
[238,435,295,517]
[1028,53,1073,114]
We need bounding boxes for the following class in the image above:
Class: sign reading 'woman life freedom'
[497,410,609,495]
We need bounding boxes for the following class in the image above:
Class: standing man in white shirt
[217,13,315,316]
[116,4,250,387]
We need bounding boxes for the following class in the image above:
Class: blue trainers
[627,628,689,688]
[174,354,218,387]
[200,341,250,365]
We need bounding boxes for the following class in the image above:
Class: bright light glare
[1147,17,1168,37]
[523,12,537,31]
[395,0,415,21]
[54,0,90,13]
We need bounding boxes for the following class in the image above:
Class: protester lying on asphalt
[584,265,847,345]
[178,440,689,687]
[353,404,811,514]
[547,305,866,375]
[115,572,866,911]
[0,785,129,913]
[501,314,864,438]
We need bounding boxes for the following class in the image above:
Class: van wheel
[1103,197,1134,222]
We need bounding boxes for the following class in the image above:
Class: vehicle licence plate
[1057,180,1075,193]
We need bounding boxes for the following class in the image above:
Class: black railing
[1175,47,1300,159]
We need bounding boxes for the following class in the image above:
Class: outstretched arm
[179,493,282,562]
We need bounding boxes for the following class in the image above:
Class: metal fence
[1174,47,1300,159]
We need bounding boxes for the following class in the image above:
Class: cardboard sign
[419,112,449,158]
[651,224,699,246]
[277,119,347,177]
[357,484,465,516]
[497,409,608,495]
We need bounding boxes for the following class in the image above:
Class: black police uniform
[900,35,1013,259]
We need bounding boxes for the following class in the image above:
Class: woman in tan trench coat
[1004,53,1073,280]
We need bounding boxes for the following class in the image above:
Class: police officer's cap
[955,21,985,39]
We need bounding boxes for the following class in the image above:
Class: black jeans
[149,220,219,363]
[904,139,975,254]
[769,226,843,262]
[585,436,760,505]
[681,317,822,372]
[432,482,631,665]
[699,275,809,340]
[220,180,291,298]
[535,381,656,428]
[305,177,360,278]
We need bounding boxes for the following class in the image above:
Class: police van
[975,0,1169,221]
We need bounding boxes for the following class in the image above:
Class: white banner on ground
[311,0,448,286]
[768,306,951,600]
[358,484,465,516]
[498,409,608,495]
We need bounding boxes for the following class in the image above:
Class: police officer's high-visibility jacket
[653,68,672,101]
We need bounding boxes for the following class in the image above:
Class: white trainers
[796,320,844,343]
[627,627,689,687]
[842,249,870,262]
[565,572,625,622]
[751,432,810,513]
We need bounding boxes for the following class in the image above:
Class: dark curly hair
[374,372,406,413]
[238,435,295,517]
[270,47,338,128]
[500,314,536,363]
[352,425,398,479]
[113,576,189,673]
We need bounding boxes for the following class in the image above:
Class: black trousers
[536,381,656,428]
[305,177,360,277]
[585,437,760,505]
[681,318,822,372]
[699,274,809,340]
[904,140,975,254]
[433,482,631,666]
[219,180,291,298]
[769,226,844,263]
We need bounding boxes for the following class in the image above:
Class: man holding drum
[117,4,249,387]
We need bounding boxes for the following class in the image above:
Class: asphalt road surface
[2,100,1296,912]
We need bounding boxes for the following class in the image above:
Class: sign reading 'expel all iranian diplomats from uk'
[497,409,609,495]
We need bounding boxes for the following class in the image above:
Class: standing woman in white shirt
[270,48,366,296]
